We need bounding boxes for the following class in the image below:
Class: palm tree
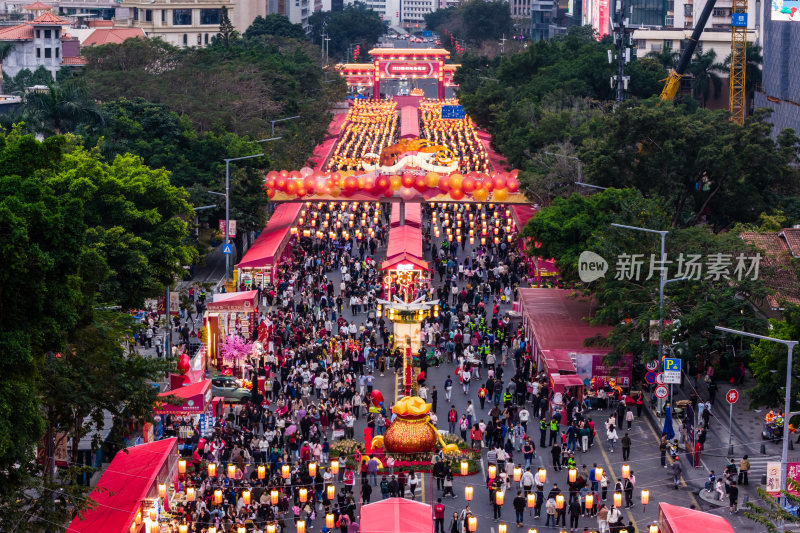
[687,49,722,107]
[23,80,104,135]
[716,43,763,96]
[0,43,14,95]
[646,47,680,70]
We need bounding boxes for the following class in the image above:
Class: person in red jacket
[434,497,446,533]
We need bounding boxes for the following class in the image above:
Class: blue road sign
[663,358,682,384]
[731,13,748,27]
[422,30,433,37]
[222,243,233,255]
[644,371,657,384]
[441,105,465,120]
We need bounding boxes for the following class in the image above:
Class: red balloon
[507,176,520,193]
[493,174,508,190]
[438,175,450,191]
[344,175,359,192]
[275,175,288,191]
[266,170,279,181]
[265,176,276,190]
[462,175,476,193]
[449,188,465,200]
[285,179,298,196]
[414,174,427,191]
[401,173,415,189]
[329,172,341,188]
[375,175,390,192]
[371,389,385,407]
[289,170,302,181]
[303,175,316,194]
[279,169,289,178]
[267,188,276,199]
[177,353,190,374]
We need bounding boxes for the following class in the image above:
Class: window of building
[712,8,726,15]
[55,47,59,58]
[204,33,209,44]
[197,34,202,44]
[665,15,674,25]
[36,47,41,58]
[36,29,40,38]
[133,7,138,20]
[44,29,51,38]
[200,8,221,24]
[161,9,166,23]
[173,9,192,25]
[664,39,673,49]
[183,34,188,45]
[684,4,692,15]
[44,47,51,58]
[145,9,152,21]
[666,1,674,10]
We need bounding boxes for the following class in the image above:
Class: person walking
[606,423,618,453]
[540,419,548,449]
[729,481,739,513]
[625,408,634,430]
[596,504,609,533]
[551,442,563,471]
[478,384,488,410]
[569,497,582,532]
[448,406,458,435]
[672,456,683,489]
[434,498,446,533]
[624,471,635,508]
[621,432,631,461]
[513,490,526,527]
[659,434,668,468]
[550,417,560,447]
[738,455,750,485]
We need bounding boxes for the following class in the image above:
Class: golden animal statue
[376,138,455,167]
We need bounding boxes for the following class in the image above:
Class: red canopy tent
[384,225,423,263]
[658,502,735,533]
[66,438,179,533]
[390,202,421,228]
[236,203,301,283]
[399,106,420,139]
[360,497,433,533]
[154,379,212,415]
[206,290,258,313]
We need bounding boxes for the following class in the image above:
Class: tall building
[119,0,235,47]
[401,0,436,30]
[511,0,533,35]
[345,0,401,28]
[754,0,800,136]
[0,11,84,78]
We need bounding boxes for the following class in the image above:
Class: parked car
[211,376,251,403]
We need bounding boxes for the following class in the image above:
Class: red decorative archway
[337,48,459,100]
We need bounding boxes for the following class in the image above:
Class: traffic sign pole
[727,389,739,455]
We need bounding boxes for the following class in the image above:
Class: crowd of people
[327,101,398,172]
[419,99,488,174]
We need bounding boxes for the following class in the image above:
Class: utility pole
[611,0,631,103]
[499,33,507,54]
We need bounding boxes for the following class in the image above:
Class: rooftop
[82,27,145,46]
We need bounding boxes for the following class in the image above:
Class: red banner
[380,61,439,79]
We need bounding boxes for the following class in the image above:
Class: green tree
[744,479,800,532]
[308,4,386,60]
[424,7,459,33]
[687,49,723,107]
[2,65,54,95]
[748,305,800,410]
[23,80,104,135]
[460,0,512,44]
[646,47,679,69]
[244,14,306,40]
[0,42,14,94]
[215,5,238,47]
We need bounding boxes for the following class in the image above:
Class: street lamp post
[209,152,268,281]
[716,325,798,531]
[611,224,689,407]
[543,151,583,183]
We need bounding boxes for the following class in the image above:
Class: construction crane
[659,0,719,101]
[729,0,748,124]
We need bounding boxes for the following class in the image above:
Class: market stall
[658,502,735,533]
[236,203,301,288]
[203,290,258,367]
[67,438,179,533]
[360,497,433,533]
[154,380,213,451]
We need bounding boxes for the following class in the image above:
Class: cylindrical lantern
[568,468,577,483]
[214,489,222,505]
[282,464,290,479]
[186,486,195,502]
[495,490,505,506]
[595,467,603,482]
[527,493,535,508]
[158,483,166,499]
[465,486,473,501]
[270,489,279,505]
[228,464,236,478]
[461,461,469,476]
[299,488,308,503]
[309,462,317,477]
[585,493,594,509]
[468,516,477,532]
[641,489,650,506]
[614,492,623,508]
[327,484,335,500]
[258,465,266,480]
[242,489,251,505]
[528,530,537,533]
[555,494,564,509]
[498,524,507,533]
[178,459,186,475]
[621,530,628,533]
[513,467,522,482]
[622,464,630,479]
[648,525,658,533]
[149,509,157,522]
[178,525,187,533]
[238,526,246,533]
[326,513,335,529]
[537,468,547,484]
[266,525,276,533]
[488,465,497,480]
[297,520,306,533]
[208,463,217,477]
[149,524,158,533]
[209,528,217,533]
[331,460,340,475]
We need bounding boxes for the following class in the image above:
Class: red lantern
[414,174,427,191]
[344,175,359,193]
[303,175,316,194]
[449,188,465,201]
[401,173,415,189]
[438,175,450,191]
[507,176,520,192]
[462,175,476,193]
[274,175,288,191]
[289,170,302,181]
[285,180,298,196]
[371,389,385,407]
[493,174,508,190]
[375,175,390,192]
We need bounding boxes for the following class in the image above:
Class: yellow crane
[729,0,748,124]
